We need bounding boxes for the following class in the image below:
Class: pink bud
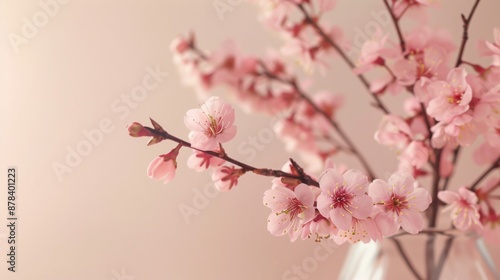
[147,144,182,184]
[128,122,152,137]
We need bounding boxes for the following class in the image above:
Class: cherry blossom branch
[470,156,500,191]
[382,0,406,52]
[143,123,320,187]
[455,0,481,67]
[296,3,391,115]
[441,147,462,191]
[390,238,423,280]
[259,66,377,179]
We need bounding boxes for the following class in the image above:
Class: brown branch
[144,126,319,187]
[441,147,462,191]
[382,0,406,52]
[390,238,423,280]
[455,0,481,67]
[259,66,377,179]
[470,157,500,191]
[296,3,390,114]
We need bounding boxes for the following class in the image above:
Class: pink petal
[343,169,368,195]
[410,188,432,211]
[437,190,459,204]
[216,125,237,143]
[350,195,373,220]
[316,193,332,218]
[319,168,343,194]
[184,109,208,132]
[330,209,353,231]
[267,212,291,236]
[400,210,425,234]
[368,179,392,203]
[388,172,415,197]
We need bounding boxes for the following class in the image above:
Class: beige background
[1,0,499,279]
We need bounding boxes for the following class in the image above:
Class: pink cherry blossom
[333,215,383,245]
[438,187,482,231]
[263,184,315,242]
[301,214,338,242]
[400,141,429,169]
[185,96,237,151]
[374,115,413,150]
[147,144,182,184]
[427,67,473,122]
[316,169,373,230]
[354,33,390,74]
[211,165,244,192]
[431,113,487,148]
[187,150,225,172]
[369,172,431,234]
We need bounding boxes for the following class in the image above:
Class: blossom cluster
[129,0,500,246]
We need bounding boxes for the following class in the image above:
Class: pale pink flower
[438,187,482,231]
[478,28,500,66]
[400,141,429,169]
[393,47,447,88]
[301,214,338,242]
[427,68,473,122]
[333,215,382,245]
[147,144,182,184]
[431,113,487,148]
[374,115,413,150]
[211,165,244,192]
[187,150,225,172]
[316,169,373,230]
[263,184,315,242]
[185,96,237,151]
[354,33,391,74]
[369,172,431,234]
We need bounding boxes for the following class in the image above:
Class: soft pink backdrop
[1,1,499,279]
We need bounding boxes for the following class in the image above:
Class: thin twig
[382,0,406,52]
[296,3,390,114]
[470,157,500,191]
[260,67,377,179]
[145,126,320,186]
[455,0,481,67]
[390,238,423,280]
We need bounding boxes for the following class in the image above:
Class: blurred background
[1,0,499,279]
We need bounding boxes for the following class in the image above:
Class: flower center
[330,188,354,210]
[279,198,306,220]
[385,194,409,215]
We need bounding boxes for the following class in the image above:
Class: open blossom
[264,184,315,242]
[354,33,391,74]
[438,187,482,231]
[316,169,373,230]
[369,172,431,234]
[301,214,338,242]
[427,68,473,122]
[374,115,413,150]
[333,215,383,245]
[147,144,182,184]
[211,165,244,192]
[431,113,487,148]
[187,150,225,172]
[400,141,429,169]
[184,96,237,151]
